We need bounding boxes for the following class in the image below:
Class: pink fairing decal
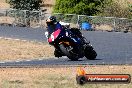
[48,29,61,43]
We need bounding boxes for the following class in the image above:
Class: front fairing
[70,37,82,44]
[48,28,82,47]
[64,29,82,45]
[58,30,82,46]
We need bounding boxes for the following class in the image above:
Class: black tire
[85,45,97,60]
[59,44,79,61]
[76,75,87,85]
[54,49,63,58]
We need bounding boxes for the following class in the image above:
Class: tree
[53,0,106,15]
[8,0,43,27]
[9,0,42,10]
[100,0,132,18]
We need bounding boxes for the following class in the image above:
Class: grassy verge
[0,39,54,61]
[0,65,132,88]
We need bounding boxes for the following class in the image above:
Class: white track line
[26,60,31,61]
[0,62,5,63]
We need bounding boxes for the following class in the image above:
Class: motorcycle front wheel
[84,45,97,60]
[59,44,79,61]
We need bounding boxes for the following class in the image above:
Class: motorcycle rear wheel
[59,44,79,61]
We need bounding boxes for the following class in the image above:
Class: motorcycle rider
[45,16,87,43]
[45,16,88,57]
[45,16,64,57]
[45,16,62,38]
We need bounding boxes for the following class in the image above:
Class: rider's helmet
[46,16,57,26]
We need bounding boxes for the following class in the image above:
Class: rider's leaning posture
[45,16,87,44]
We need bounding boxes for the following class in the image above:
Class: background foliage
[100,0,132,18]
[53,0,106,16]
[8,0,132,18]
[9,0,42,10]
[53,0,132,18]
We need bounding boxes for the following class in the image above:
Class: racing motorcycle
[45,27,97,61]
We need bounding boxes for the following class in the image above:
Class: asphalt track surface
[0,26,132,67]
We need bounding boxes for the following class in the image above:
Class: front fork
[83,43,94,52]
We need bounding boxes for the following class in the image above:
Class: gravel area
[0,38,54,61]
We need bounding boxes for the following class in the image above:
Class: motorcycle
[45,26,97,61]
